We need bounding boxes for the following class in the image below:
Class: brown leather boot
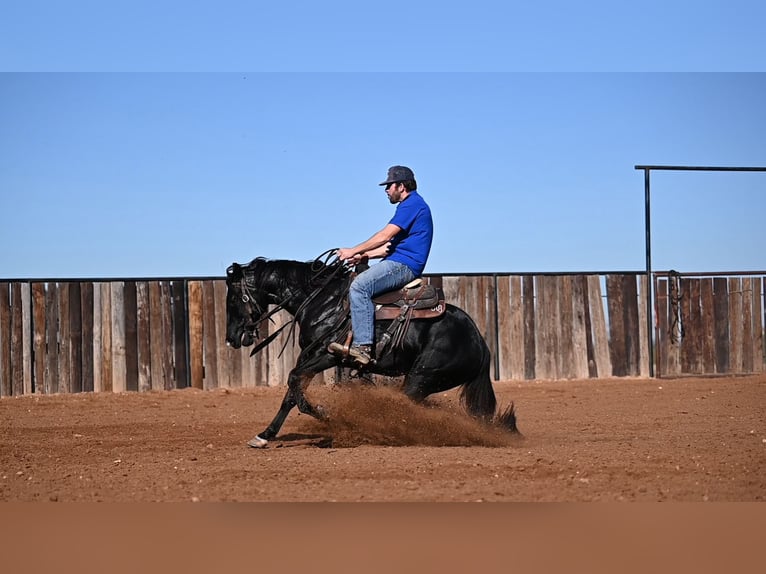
[329,342,374,366]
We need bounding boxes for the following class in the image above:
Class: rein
[244,249,351,357]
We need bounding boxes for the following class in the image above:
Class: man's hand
[337,247,357,262]
[337,240,392,263]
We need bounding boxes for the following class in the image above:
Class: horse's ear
[226,263,242,278]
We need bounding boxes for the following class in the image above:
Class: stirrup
[328,341,351,357]
[347,345,373,366]
[328,331,354,358]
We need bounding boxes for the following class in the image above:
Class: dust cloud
[301,384,519,448]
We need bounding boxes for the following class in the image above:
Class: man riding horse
[330,165,433,367]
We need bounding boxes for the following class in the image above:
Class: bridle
[237,264,283,344]
[232,250,353,357]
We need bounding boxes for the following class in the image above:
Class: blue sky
[1,3,765,279]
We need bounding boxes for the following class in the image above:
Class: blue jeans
[349,260,415,346]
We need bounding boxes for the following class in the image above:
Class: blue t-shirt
[386,191,433,276]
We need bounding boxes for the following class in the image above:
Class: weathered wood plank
[741,278,754,372]
[21,284,32,395]
[570,275,589,379]
[666,277,682,377]
[508,276,524,380]
[484,276,498,379]
[99,283,113,393]
[9,284,25,396]
[606,275,627,377]
[124,281,138,392]
[171,281,189,388]
[581,276,597,378]
[188,281,204,389]
[0,283,11,397]
[586,276,610,379]
[498,276,523,380]
[149,281,172,391]
[136,282,152,392]
[110,282,126,393]
[93,284,102,392]
[621,275,640,377]
[588,275,612,377]
[32,283,47,394]
[700,279,715,374]
[81,282,94,393]
[559,276,576,379]
[46,283,60,394]
[58,282,71,394]
[713,278,729,374]
[754,278,764,372]
[534,276,551,379]
[202,281,219,390]
[679,278,692,374]
[688,279,703,373]
[522,276,535,380]
[160,282,175,390]
[68,283,83,393]
[496,276,509,380]
[148,282,165,390]
[728,277,743,373]
[656,279,669,377]
[213,280,232,388]
[637,275,650,377]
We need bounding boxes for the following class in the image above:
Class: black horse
[225,255,517,447]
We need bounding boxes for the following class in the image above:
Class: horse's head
[225,260,269,348]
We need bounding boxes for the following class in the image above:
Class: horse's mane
[246,251,352,292]
[243,250,352,357]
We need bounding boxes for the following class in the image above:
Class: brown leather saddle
[372,278,446,358]
[373,278,445,320]
[330,278,446,364]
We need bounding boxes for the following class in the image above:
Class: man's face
[385,182,405,204]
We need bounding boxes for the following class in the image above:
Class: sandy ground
[1,374,764,502]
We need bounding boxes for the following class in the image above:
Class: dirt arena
[1,374,764,502]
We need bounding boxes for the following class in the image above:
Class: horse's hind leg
[401,368,439,404]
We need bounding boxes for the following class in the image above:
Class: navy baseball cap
[379,165,415,186]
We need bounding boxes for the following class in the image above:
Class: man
[329,165,433,366]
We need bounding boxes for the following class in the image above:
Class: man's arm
[337,223,400,262]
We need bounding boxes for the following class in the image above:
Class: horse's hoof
[247,435,269,448]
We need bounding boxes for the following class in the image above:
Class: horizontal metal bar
[654,270,766,278]
[635,165,766,172]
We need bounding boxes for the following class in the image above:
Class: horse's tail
[459,344,519,434]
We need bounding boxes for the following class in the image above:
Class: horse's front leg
[248,353,336,448]
[249,386,297,447]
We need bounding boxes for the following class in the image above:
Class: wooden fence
[654,273,766,377]
[1,272,764,396]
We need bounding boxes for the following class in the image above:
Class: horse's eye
[242,294,250,303]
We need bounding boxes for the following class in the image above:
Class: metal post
[635,164,766,378]
[643,168,654,377]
